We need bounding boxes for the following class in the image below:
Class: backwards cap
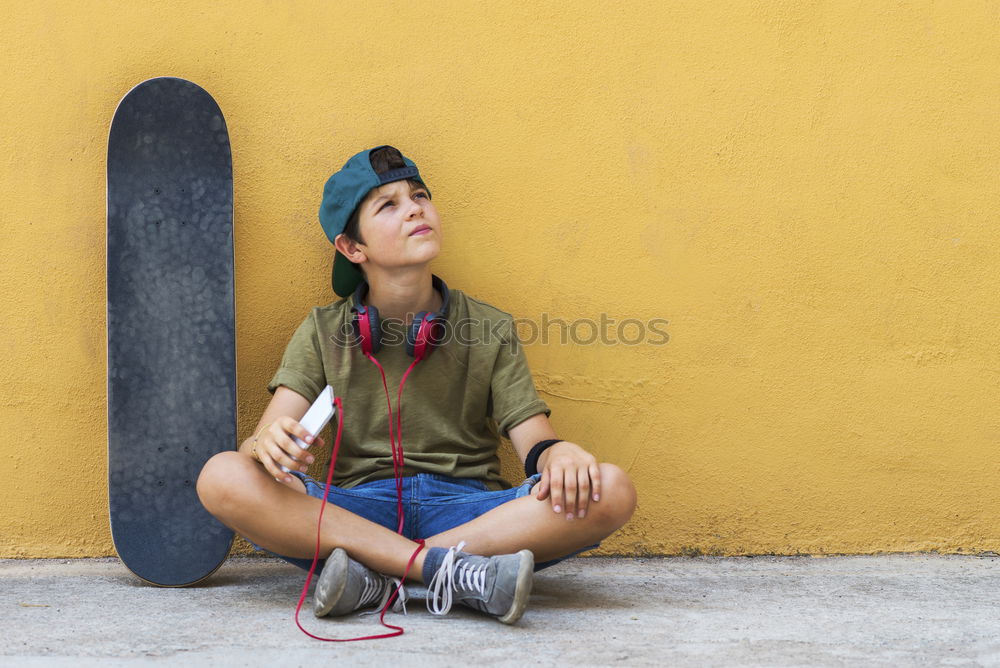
[318,145,432,297]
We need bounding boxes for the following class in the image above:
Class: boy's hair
[341,146,427,276]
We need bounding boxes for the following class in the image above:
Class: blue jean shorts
[247,471,601,573]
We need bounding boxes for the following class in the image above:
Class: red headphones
[350,274,450,360]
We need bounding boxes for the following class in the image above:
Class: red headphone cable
[364,352,421,534]
[293,394,425,641]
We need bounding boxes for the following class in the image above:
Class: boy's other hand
[534,441,601,521]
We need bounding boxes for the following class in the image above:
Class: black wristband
[524,439,563,478]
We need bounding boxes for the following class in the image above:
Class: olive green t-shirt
[266,286,551,491]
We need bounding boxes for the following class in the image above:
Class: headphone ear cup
[408,313,444,361]
[406,312,429,359]
[366,305,382,355]
[351,311,371,356]
[353,305,382,356]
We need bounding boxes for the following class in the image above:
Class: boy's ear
[334,233,367,264]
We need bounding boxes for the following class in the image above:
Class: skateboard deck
[107,76,235,586]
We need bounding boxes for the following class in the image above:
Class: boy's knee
[196,450,253,515]
[593,462,637,528]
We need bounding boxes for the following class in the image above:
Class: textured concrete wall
[3,1,1000,558]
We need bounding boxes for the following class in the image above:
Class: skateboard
[107,77,235,586]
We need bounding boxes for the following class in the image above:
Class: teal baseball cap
[319,145,432,298]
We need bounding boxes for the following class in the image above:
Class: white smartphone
[280,385,336,473]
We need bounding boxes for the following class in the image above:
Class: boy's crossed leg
[421,463,637,562]
[196,452,636,621]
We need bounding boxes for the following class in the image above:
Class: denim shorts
[247,471,601,572]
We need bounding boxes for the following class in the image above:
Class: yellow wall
[4,1,1000,558]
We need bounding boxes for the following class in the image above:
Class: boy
[196,145,637,625]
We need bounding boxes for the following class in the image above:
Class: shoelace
[359,575,408,617]
[426,540,490,616]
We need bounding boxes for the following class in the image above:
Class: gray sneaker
[426,540,534,624]
[314,548,408,618]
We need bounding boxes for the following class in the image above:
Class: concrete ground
[5,554,1000,667]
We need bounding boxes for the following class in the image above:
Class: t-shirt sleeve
[489,317,551,439]
[266,310,325,405]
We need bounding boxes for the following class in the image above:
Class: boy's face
[336,179,441,271]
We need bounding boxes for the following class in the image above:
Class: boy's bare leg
[197,451,429,582]
[199,454,636,582]
[422,463,637,563]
